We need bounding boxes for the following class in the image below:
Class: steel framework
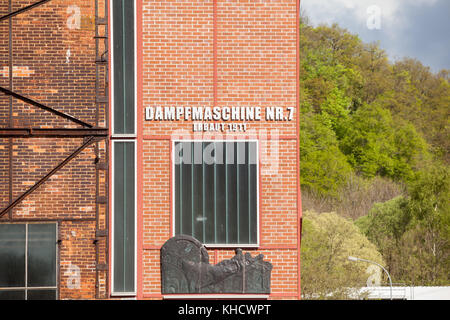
[0,0,109,299]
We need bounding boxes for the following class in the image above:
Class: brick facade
[0,0,108,299]
[137,0,300,300]
[0,0,300,300]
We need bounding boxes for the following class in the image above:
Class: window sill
[204,244,260,249]
[111,134,137,139]
[110,292,136,297]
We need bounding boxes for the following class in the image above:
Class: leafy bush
[301,211,384,299]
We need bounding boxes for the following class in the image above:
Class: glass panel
[226,142,238,244]
[0,290,25,300]
[124,142,135,292]
[180,142,192,236]
[238,142,250,244]
[0,224,26,287]
[215,142,227,243]
[27,289,57,300]
[174,142,181,235]
[113,0,135,134]
[113,142,135,293]
[27,224,56,287]
[192,143,204,241]
[114,142,125,292]
[203,142,216,243]
[174,141,258,245]
[113,0,124,133]
[123,0,135,134]
[249,142,258,244]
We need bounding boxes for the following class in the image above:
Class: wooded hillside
[299,15,449,297]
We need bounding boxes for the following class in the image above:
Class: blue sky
[300,0,450,73]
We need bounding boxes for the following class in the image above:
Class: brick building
[0,0,301,300]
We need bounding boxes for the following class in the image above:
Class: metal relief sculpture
[161,235,273,294]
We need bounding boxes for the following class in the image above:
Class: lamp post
[348,256,393,300]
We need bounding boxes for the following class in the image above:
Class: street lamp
[348,256,393,300]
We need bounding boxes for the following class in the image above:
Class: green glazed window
[0,224,57,300]
[113,141,136,293]
[174,141,258,245]
[113,0,135,135]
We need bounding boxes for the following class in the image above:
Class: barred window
[174,141,258,246]
[112,0,135,135]
[112,141,136,294]
[111,0,136,295]
[0,223,57,300]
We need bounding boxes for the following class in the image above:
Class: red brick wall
[142,140,171,246]
[0,0,300,300]
[0,0,107,300]
[141,0,214,137]
[139,0,300,300]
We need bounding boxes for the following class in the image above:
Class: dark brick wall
[0,0,107,299]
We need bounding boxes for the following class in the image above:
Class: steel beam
[0,127,108,138]
[8,0,13,220]
[0,136,101,218]
[0,0,52,22]
[0,86,93,128]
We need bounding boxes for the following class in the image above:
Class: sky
[300,0,450,73]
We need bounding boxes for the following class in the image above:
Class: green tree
[300,23,365,113]
[405,164,450,284]
[300,112,353,197]
[355,165,449,285]
[299,12,449,289]
[388,58,450,162]
[338,103,429,180]
[320,87,351,135]
[301,211,384,299]
[355,196,411,277]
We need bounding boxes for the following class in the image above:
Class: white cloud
[301,0,449,72]
[301,0,438,30]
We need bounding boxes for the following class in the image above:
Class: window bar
[225,143,228,244]
[25,224,28,300]
[214,142,217,244]
[202,142,206,243]
[179,144,183,235]
[191,142,194,238]
[248,143,251,243]
[237,143,240,244]
[55,222,59,299]
[122,145,127,291]
[121,0,127,133]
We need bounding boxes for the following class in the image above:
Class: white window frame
[110,0,138,297]
[110,0,137,138]
[171,140,260,248]
[0,222,59,300]
[111,140,137,296]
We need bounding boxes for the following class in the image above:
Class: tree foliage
[298,20,439,201]
[300,111,352,197]
[299,14,449,290]
[355,197,411,279]
[338,103,429,180]
[301,211,384,299]
[355,165,450,285]
[404,164,450,284]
